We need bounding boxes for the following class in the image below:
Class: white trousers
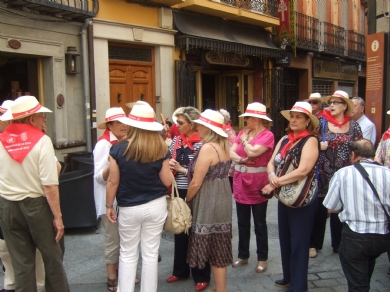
[0,239,45,291]
[117,196,167,292]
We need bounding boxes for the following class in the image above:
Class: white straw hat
[121,105,163,131]
[193,109,228,137]
[387,110,390,115]
[0,96,52,121]
[125,100,152,109]
[324,90,354,115]
[281,101,319,128]
[239,102,272,121]
[97,107,130,129]
[304,92,323,102]
[0,100,14,114]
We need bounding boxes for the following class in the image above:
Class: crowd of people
[0,89,389,292]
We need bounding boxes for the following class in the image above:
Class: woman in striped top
[166,107,211,291]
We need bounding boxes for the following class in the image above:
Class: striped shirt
[169,136,202,189]
[323,160,390,235]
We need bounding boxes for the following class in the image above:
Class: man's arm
[43,185,64,243]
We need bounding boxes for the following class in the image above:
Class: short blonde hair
[201,127,229,152]
[123,126,168,163]
[174,107,201,128]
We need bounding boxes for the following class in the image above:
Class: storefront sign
[275,55,290,67]
[366,32,385,141]
[313,59,357,81]
[205,51,250,67]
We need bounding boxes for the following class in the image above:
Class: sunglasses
[308,101,319,105]
[327,101,345,106]
[177,120,187,125]
[34,113,47,118]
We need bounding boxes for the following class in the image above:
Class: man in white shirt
[350,97,376,144]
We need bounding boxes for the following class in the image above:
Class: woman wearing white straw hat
[309,90,362,259]
[262,101,319,291]
[186,109,232,292]
[230,102,274,273]
[106,105,172,292]
[93,107,139,291]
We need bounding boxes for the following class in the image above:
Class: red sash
[0,124,45,163]
[382,126,390,141]
[280,130,311,159]
[98,129,118,145]
[322,110,350,128]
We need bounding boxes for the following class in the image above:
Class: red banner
[277,0,290,36]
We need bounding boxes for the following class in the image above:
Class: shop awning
[173,11,282,59]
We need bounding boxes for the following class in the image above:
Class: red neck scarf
[322,110,350,128]
[177,133,201,150]
[280,129,310,158]
[0,124,45,163]
[98,129,118,145]
[382,126,390,141]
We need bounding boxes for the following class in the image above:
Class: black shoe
[158,254,162,262]
[333,248,339,253]
[274,279,290,288]
[387,267,390,279]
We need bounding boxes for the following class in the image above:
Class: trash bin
[66,151,92,171]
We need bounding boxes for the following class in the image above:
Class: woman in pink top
[229,102,274,273]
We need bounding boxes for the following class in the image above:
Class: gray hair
[351,96,365,107]
[174,106,201,126]
[218,109,230,125]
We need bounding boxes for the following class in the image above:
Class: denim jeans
[339,224,390,292]
[235,201,268,261]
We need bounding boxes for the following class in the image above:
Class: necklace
[247,127,265,141]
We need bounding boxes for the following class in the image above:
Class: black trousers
[278,198,317,292]
[309,196,328,250]
[236,200,268,261]
[330,213,343,251]
[339,225,390,292]
[172,188,211,283]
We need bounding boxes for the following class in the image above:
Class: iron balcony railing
[346,30,365,60]
[220,0,279,18]
[292,12,365,60]
[3,0,97,21]
[320,21,345,55]
[295,12,320,51]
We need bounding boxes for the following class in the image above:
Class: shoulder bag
[164,179,192,234]
[274,136,318,208]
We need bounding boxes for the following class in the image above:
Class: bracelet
[105,204,113,208]
[268,172,275,178]
[183,168,188,176]
[239,157,244,164]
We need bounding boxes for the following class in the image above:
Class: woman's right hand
[320,141,328,151]
[261,184,275,195]
[169,159,181,172]
[106,207,117,223]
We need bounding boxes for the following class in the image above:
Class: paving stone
[307,273,320,281]
[312,278,340,288]
[332,284,349,292]
[318,271,344,279]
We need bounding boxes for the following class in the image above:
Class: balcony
[290,12,365,61]
[2,0,97,22]
[346,30,365,61]
[172,0,279,28]
[295,12,319,51]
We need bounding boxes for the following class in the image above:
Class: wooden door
[109,61,155,112]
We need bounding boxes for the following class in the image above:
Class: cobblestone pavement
[1,198,389,291]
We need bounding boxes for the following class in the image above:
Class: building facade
[0,0,98,158]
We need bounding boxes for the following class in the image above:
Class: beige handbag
[164,179,192,234]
